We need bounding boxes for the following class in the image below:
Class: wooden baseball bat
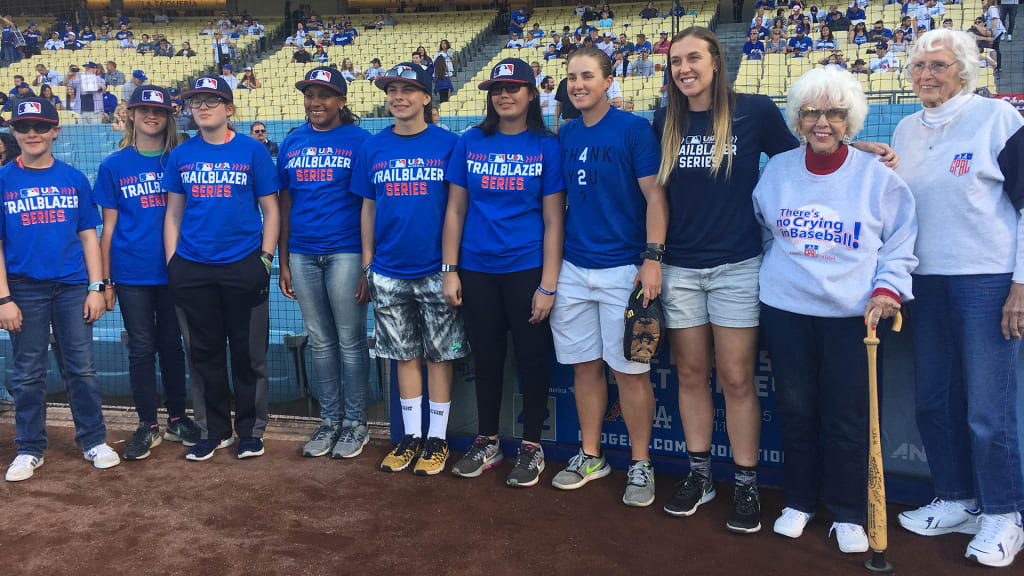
[864,311,901,573]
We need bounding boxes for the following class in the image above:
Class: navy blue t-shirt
[162,134,280,264]
[351,125,458,279]
[93,149,172,285]
[559,107,660,269]
[0,159,101,283]
[445,127,565,273]
[278,122,370,254]
[653,93,798,269]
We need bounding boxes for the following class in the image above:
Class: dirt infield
[0,415,995,576]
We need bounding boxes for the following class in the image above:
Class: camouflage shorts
[368,270,470,363]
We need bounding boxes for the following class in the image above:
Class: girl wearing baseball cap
[0,97,120,482]
[277,67,374,459]
[442,58,566,488]
[94,85,201,461]
[162,75,281,462]
[352,63,468,476]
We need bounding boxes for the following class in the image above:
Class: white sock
[400,396,422,438]
[427,400,451,440]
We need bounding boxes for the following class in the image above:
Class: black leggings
[461,267,553,443]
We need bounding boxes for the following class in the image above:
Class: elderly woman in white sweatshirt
[752,67,919,556]
[892,29,1024,569]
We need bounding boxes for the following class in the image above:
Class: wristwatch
[441,264,459,273]
[88,281,106,292]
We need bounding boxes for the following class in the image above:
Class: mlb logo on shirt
[214,162,231,170]
[138,172,158,182]
[311,69,332,82]
[141,90,164,104]
[17,101,41,116]
[389,159,407,168]
[949,153,972,177]
[19,187,39,198]
[686,136,701,145]
[488,153,507,163]
[195,77,218,90]
[303,147,317,156]
[804,244,818,257]
[494,63,515,77]
[197,162,213,171]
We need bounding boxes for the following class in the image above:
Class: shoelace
[974,514,1013,544]
[676,473,705,497]
[311,424,335,441]
[515,446,540,470]
[627,464,651,487]
[735,486,759,514]
[565,451,586,473]
[338,427,358,443]
[423,439,446,461]
[133,425,157,442]
[917,498,971,516]
[829,523,862,539]
[465,437,492,462]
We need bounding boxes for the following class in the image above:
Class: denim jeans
[289,252,369,424]
[9,277,106,456]
[117,284,188,425]
[911,274,1024,514]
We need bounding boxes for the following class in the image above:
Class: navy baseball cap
[5,97,59,126]
[128,85,172,110]
[132,69,147,81]
[375,63,432,93]
[478,57,534,90]
[876,41,889,49]
[296,66,348,96]
[182,75,234,103]
[84,61,99,69]
[796,24,806,33]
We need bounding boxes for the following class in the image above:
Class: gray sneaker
[452,435,504,478]
[552,448,611,490]
[332,421,369,459]
[302,419,339,458]
[623,460,655,507]
[506,443,545,488]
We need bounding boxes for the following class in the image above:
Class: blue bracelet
[537,285,556,296]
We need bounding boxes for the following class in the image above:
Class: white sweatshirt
[892,93,1024,279]
[753,146,919,317]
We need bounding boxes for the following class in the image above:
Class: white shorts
[550,260,650,375]
[661,255,762,329]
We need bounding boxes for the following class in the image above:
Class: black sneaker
[165,416,201,447]
[506,443,545,488]
[664,472,716,517]
[727,484,762,533]
[124,423,162,461]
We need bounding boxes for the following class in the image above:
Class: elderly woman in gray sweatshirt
[752,67,919,556]
[892,29,1024,569]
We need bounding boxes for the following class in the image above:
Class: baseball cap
[132,69,147,81]
[478,57,534,90]
[28,21,35,26]
[84,61,98,69]
[796,24,806,33]
[182,75,234,103]
[5,97,59,127]
[918,24,928,29]
[169,87,180,96]
[876,41,889,49]
[375,62,432,93]
[622,285,665,364]
[295,65,348,97]
[660,30,668,34]
[222,64,233,71]
[17,82,29,89]
[128,85,172,110]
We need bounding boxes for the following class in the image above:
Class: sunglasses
[798,107,848,122]
[188,97,226,109]
[383,66,421,80]
[11,121,55,134]
[490,84,525,95]
[253,129,266,133]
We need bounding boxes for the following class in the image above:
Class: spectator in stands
[816,25,837,50]
[79,25,96,42]
[788,3,804,24]
[641,1,659,18]
[7,83,34,113]
[539,75,556,112]
[0,96,121,483]
[826,8,850,31]
[754,65,917,556]
[744,29,767,59]
[788,25,814,52]
[511,4,529,37]
[383,13,398,26]
[7,75,23,98]
[331,26,352,46]
[434,56,453,103]
[22,21,41,56]
[201,21,217,35]
[891,28,910,52]
[630,48,656,76]
[115,23,130,41]
[983,0,1005,72]
[102,85,117,117]
[606,74,622,107]
[61,21,76,41]
[612,50,628,76]
[597,33,615,56]
[752,5,771,29]
[894,29,1024,569]
[110,102,128,131]
[314,45,329,63]
[39,84,61,111]
[154,38,173,57]
[176,41,196,58]
[575,19,592,37]
[248,121,277,155]
[170,100,190,131]
[852,22,870,44]
[751,16,771,38]
[544,42,559,60]
[123,70,146,103]
[65,86,79,113]
[849,57,869,74]
[554,73,580,131]
[766,28,787,52]
[847,3,866,25]
[34,64,63,87]
[117,10,130,28]
[293,45,313,64]
[869,41,901,72]
[66,32,88,51]
[240,67,260,89]
[507,32,525,48]
[598,11,614,27]
[821,50,848,68]
[98,24,112,41]
[366,58,384,81]
[897,15,914,39]
[249,18,267,51]
[869,20,894,43]
[119,32,137,51]
[437,39,457,69]
[941,18,954,30]
[72,62,106,124]
[575,0,586,17]
[530,61,547,86]
[219,64,239,90]
[212,31,232,66]
[45,31,65,51]
[655,30,672,54]
[0,131,19,164]
[136,33,155,54]
[340,58,361,82]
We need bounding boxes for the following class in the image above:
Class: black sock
[735,464,757,488]
[689,450,712,481]
[486,437,498,446]
[584,450,602,459]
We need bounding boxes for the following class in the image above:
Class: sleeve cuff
[872,287,901,306]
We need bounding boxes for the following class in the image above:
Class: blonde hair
[119,105,182,159]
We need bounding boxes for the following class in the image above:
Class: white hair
[785,67,868,138]
[905,29,978,94]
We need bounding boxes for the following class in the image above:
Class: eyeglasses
[188,97,226,109]
[11,121,55,134]
[490,84,524,95]
[253,129,266,133]
[910,60,956,75]
[798,107,849,122]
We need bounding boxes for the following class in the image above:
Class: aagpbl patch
[949,152,972,177]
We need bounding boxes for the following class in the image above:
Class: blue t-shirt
[815,39,837,50]
[743,41,765,59]
[653,93,798,269]
[115,30,129,40]
[277,122,370,254]
[23,29,41,46]
[80,31,96,41]
[445,127,565,273]
[511,10,528,28]
[161,134,280,264]
[0,160,101,283]
[559,107,660,269]
[788,36,813,51]
[848,7,866,20]
[93,149,172,285]
[351,125,458,279]
[331,33,350,45]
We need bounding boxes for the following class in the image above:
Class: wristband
[362,262,372,276]
[646,243,666,253]
[260,256,272,270]
[103,277,114,287]
[261,251,274,263]
[641,249,663,262]
[88,281,105,292]
[441,264,459,273]
[537,285,556,296]
[0,295,12,306]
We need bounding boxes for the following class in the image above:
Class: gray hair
[785,67,868,138]
[905,29,978,94]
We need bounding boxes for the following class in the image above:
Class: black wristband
[0,295,12,306]
[641,249,663,262]
[261,251,274,263]
[646,242,666,253]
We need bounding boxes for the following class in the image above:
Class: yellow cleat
[413,437,449,476]
[380,435,422,472]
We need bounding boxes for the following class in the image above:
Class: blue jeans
[911,274,1024,514]
[289,252,369,424]
[9,277,106,456]
[117,284,188,425]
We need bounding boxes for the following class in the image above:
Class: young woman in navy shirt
[0,97,120,482]
[277,67,373,459]
[95,85,201,461]
[442,58,566,487]
[162,76,280,462]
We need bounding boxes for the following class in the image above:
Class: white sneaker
[898,498,981,536]
[831,522,870,554]
[5,454,43,482]
[966,512,1024,568]
[83,443,121,469]
[774,507,815,538]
